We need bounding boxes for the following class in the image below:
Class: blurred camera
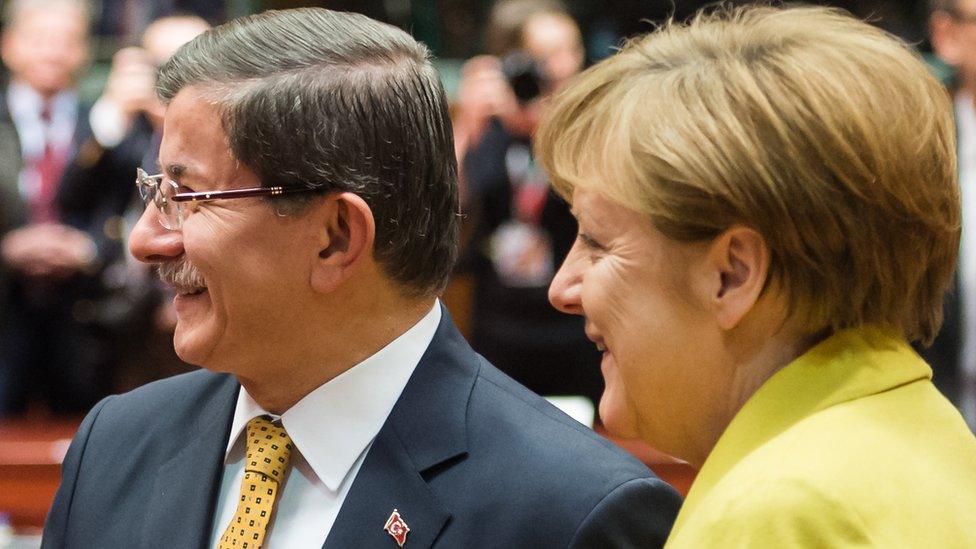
[502,51,547,104]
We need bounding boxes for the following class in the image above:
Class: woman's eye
[578,233,604,250]
[578,233,607,261]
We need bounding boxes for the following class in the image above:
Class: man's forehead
[157,88,234,180]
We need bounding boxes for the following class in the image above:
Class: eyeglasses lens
[157,180,182,230]
[136,169,182,230]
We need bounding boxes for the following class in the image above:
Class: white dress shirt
[6,80,78,200]
[955,92,976,428]
[208,302,441,548]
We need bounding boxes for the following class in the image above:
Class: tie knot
[244,415,293,480]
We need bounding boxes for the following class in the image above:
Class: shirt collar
[7,80,77,122]
[7,80,78,156]
[225,300,442,491]
[674,326,931,531]
[956,92,976,158]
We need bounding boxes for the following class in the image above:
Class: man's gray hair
[156,8,459,297]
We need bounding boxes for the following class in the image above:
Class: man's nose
[549,246,584,316]
[129,205,184,264]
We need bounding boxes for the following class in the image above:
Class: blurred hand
[454,55,518,154]
[99,47,161,125]
[458,56,518,122]
[1,223,97,279]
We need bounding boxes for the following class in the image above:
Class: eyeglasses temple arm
[171,186,312,203]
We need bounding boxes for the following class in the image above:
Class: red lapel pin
[384,508,410,547]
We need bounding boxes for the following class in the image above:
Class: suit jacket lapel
[140,375,239,549]
[323,431,452,549]
[323,307,479,549]
[0,88,26,229]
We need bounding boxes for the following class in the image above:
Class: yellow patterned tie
[218,415,293,549]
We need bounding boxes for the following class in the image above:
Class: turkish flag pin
[384,508,410,547]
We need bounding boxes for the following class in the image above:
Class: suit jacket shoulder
[42,369,238,549]
[326,310,681,548]
[445,357,681,548]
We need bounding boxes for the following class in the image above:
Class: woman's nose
[128,205,184,264]
[549,244,585,315]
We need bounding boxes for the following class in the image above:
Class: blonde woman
[537,5,976,546]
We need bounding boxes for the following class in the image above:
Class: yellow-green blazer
[667,327,976,548]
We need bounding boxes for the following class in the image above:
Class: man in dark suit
[42,8,681,548]
[0,0,113,415]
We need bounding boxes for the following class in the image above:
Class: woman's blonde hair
[536,4,959,344]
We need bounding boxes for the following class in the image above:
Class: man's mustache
[156,258,207,291]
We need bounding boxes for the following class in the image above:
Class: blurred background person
[0,3,208,417]
[540,4,976,546]
[56,13,209,393]
[929,0,976,428]
[0,0,103,416]
[457,0,603,407]
[92,0,222,43]
[520,6,584,93]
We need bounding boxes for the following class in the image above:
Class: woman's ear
[698,226,771,330]
[310,192,376,294]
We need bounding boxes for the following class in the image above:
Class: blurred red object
[0,417,79,531]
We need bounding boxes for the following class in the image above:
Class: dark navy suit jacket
[42,310,681,548]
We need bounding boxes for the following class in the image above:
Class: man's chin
[172,324,217,369]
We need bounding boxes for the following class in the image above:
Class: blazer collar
[323,306,479,548]
[675,326,931,533]
[140,374,239,549]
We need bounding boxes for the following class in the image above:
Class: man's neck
[235,296,437,414]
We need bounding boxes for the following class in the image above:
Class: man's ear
[310,192,375,294]
[698,226,771,331]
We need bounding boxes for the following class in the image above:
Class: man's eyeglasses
[135,168,317,230]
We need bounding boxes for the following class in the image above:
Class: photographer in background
[459,2,602,406]
[453,0,582,164]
